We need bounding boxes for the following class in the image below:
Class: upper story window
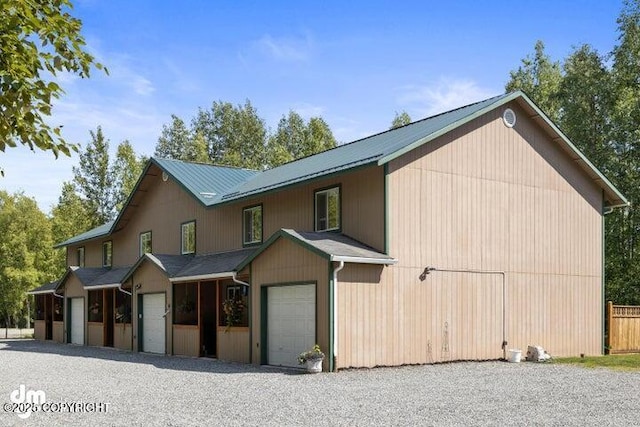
[77,247,85,267]
[315,186,340,232]
[243,205,262,246]
[181,221,196,254]
[102,241,113,267]
[139,231,152,257]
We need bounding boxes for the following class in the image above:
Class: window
[218,280,249,328]
[173,282,198,325]
[102,241,112,267]
[315,186,340,231]
[243,205,262,245]
[139,231,152,256]
[181,221,196,254]
[77,247,85,267]
[88,290,103,323]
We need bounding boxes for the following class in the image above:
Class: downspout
[232,272,252,362]
[332,261,345,372]
[421,266,507,360]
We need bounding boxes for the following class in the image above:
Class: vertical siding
[53,322,64,343]
[114,324,132,350]
[173,325,200,357]
[379,101,604,366]
[131,261,172,354]
[69,164,383,271]
[34,321,46,341]
[87,323,103,347]
[217,328,250,363]
[250,237,329,368]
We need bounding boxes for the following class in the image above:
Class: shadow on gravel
[0,339,305,376]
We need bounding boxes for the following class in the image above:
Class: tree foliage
[505,0,640,304]
[72,126,115,227]
[0,192,56,331]
[390,111,412,129]
[112,140,145,211]
[156,102,337,170]
[266,111,337,167]
[0,0,106,172]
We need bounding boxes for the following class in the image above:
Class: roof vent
[503,108,516,128]
[162,172,168,182]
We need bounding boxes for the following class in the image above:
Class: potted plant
[222,298,246,332]
[298,344,325,373]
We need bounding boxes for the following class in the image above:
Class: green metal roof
[54,221,114,248]
[152,158,259,206]
[56,91,628,248]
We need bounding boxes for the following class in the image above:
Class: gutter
[171,272,236,283]
[330,255,397,265]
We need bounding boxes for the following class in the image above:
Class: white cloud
[397,78,497,117]
[291,103,325,120]
[256,33,313,62]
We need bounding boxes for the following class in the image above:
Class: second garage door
[141,293,166,354]
[70,297,84,345]
[267,284,316,367]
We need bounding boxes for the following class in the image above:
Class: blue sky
[1,0,624,212]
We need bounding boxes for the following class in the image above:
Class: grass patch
[554,353,640,371]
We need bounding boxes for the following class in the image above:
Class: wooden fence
[607,301,640,354]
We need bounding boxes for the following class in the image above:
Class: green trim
[260,286,268,364]
[102,240,113,268]
[248,264,253,363]
[242,204,264,247]
[180,220,196,255]
[383,163,390,255]
[328,262,335,372]
[137,294,143,352]
[313,184,342,233]
[602,190,606,355]
[259,282,319,366]
[139,230,152,257]
[66,297,71,343]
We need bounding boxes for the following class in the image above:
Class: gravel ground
[0,340,638,426]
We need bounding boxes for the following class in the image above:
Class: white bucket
[508,349,522,363]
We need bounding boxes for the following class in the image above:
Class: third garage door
[267,284,316,367]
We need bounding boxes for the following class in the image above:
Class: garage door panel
[267,284,316,368]
[70,298,84,345]
[142,293,165,354]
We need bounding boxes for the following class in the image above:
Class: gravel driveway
[0,340,638,426]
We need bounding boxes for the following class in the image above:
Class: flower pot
[305,358,323,373]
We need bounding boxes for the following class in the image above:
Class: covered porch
[29,281,64,343]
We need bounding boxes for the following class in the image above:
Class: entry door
[267,284,316,367]
[70,298,84,345]
[141,293,166,354]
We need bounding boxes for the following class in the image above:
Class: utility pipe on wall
[332,261,345,372]
[421,266,507,360]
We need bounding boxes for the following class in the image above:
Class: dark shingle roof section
[150,254,195,277]
[173,248,255,279]
[28,281,59,294]
[284,230,396,262]
[67,266,132,288]
[236,229,397,271]
[154,158,259,206]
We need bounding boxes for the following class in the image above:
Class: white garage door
[267,284,316,367]
[142,293,166,354]
[70,298,84,345]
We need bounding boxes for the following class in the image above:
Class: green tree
[0,0,106,173]
[155,115,192,160]
[606,0,640,304]
[390,111,412,129]
[0,192,56,335]
[505,40,563,121]
[266,111,336,168]
[72,126,115,227]
[112,140,145,211]
[50,182,91,275]
[191,100,267,169]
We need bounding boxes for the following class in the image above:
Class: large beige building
[30,91,627,371]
